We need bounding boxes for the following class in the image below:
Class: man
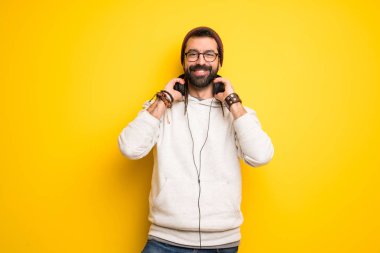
[118,26,274,253]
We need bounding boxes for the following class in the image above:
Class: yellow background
[1,0,379,252]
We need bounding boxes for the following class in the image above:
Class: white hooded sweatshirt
[118,94,274,247]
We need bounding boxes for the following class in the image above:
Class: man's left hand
[213,77,235,102]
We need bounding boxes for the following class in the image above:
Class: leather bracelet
[224,93,242,110]
[156,91,172,108]
[160,90,174,103]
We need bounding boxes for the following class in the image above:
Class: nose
[196,53,206,64]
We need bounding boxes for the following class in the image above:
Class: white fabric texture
[118,94,274,247]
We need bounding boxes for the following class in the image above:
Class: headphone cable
[186,97,214,249]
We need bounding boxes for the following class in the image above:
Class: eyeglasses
[184,50,219,62]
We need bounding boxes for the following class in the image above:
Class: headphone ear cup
[174,82,185,96]
[212,75,225,95]
[174,74,187,96]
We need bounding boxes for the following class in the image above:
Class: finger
[213,77,224,83]
[173,78,185,84]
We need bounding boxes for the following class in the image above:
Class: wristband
[224,93,242,110]
[161,90,174,103]
[156,91,172,108]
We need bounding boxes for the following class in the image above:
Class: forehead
[185,37,218,52]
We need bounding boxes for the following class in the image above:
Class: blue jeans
[141,239,239,253]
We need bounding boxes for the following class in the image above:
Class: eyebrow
[187,49,217,53]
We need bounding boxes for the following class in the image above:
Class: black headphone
[174,73,225,96]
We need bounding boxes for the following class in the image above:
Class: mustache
[189,65,212,72]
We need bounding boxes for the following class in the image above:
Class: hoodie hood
[163,94,227,124]
[187,94,227,108]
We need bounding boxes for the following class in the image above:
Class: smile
[193,70,209,76]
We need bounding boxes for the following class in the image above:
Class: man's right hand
[164,78,185,102]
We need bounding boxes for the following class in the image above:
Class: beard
[184,64,218,89]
